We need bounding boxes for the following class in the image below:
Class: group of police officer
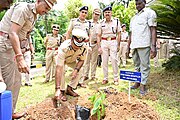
[43,5,125,102]
[0,0,157,119]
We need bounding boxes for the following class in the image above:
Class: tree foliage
[64,0,93,20]
[33,10,68,57]
[151,0,180,37]
[112,1,136,32]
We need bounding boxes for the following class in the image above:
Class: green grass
[17,59,180,120]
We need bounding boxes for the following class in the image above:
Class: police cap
[72,29,88,41]
[52,24,60,31]
[121,24,126,28]
[103,6,112,12]
[93,8,101,15]
[44,0,57,9]
[79,6,88,11]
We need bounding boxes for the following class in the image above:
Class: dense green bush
[162,45,180,71]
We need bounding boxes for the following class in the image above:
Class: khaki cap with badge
[44,0,57,9]
[72,29,89,47]
[93,8,101,15]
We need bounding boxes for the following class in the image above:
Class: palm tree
[151,0,180,38]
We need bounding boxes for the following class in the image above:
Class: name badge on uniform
[107,36,111,41]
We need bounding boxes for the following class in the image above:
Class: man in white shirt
[127,0,157,95]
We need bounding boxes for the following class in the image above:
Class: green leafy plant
[162,44,180,71]
[88,91,106,120]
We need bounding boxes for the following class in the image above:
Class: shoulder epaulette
[71,18,77,21]
[100,19,104,23]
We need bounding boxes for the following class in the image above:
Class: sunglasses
[73,35,86,42]
[104,11,111,14]
[94,13,100,16]
[81,11,88,14]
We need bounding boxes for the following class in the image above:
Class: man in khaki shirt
[44,24,63,83]
[66,6,90,87]
[66,6,90,40]
[97,6,121,85]
[118,24,129,68]
[82,8,101,81]
[54,29,88,101]
[0,0,56,119]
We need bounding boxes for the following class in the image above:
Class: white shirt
[130,7,157,49]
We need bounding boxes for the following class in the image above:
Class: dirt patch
[23,90,159,120]
[104,92,159,120]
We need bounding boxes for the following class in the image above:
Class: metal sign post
[120,70,141,102]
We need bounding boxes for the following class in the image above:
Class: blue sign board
[120,70,141,83]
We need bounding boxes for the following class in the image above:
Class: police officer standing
[0,0,56,119]
[82,8,101,81]
[54,29,88,101]
[44,24,63,83]
[21,31,35,86]
[66,6,90,40]
[66,6,90,87]
[97,6,121,85]
[118,24,129,68]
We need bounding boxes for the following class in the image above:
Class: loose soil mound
[24,91,159,120]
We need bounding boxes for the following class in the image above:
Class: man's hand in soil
[55,89,61,99]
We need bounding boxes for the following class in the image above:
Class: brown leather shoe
[83,76,89,81]
[102,80,108,85]
[12,112,27,119]
[66,85,79,97]
[131,82,140,89]
[43,80,49,83]
[77,83,86,88]
[60,90,67,101]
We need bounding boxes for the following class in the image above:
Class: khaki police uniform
[56,40,87,90]
[44,34,62,82]
[0,2,37,112]
[118,31,129,67]
[98,18,121,81]
[67,18,90,36]
[22,37,33,85]
[83,19,99,79]
[67,18,90,83]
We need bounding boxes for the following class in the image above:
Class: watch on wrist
[55,86,60,89]
[74,67,79,72]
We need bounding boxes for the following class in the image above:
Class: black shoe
[24,83,32,87]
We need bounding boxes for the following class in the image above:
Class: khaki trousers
[60,62,83,90]
[83,44,98,78]
[132,47,150,85]
[118,42,128,66]
[101,40,119,81]
[23,51,31,84]
[45,49,57,81]
[0,36,21,113]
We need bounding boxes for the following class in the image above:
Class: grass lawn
[17,59,180,120]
